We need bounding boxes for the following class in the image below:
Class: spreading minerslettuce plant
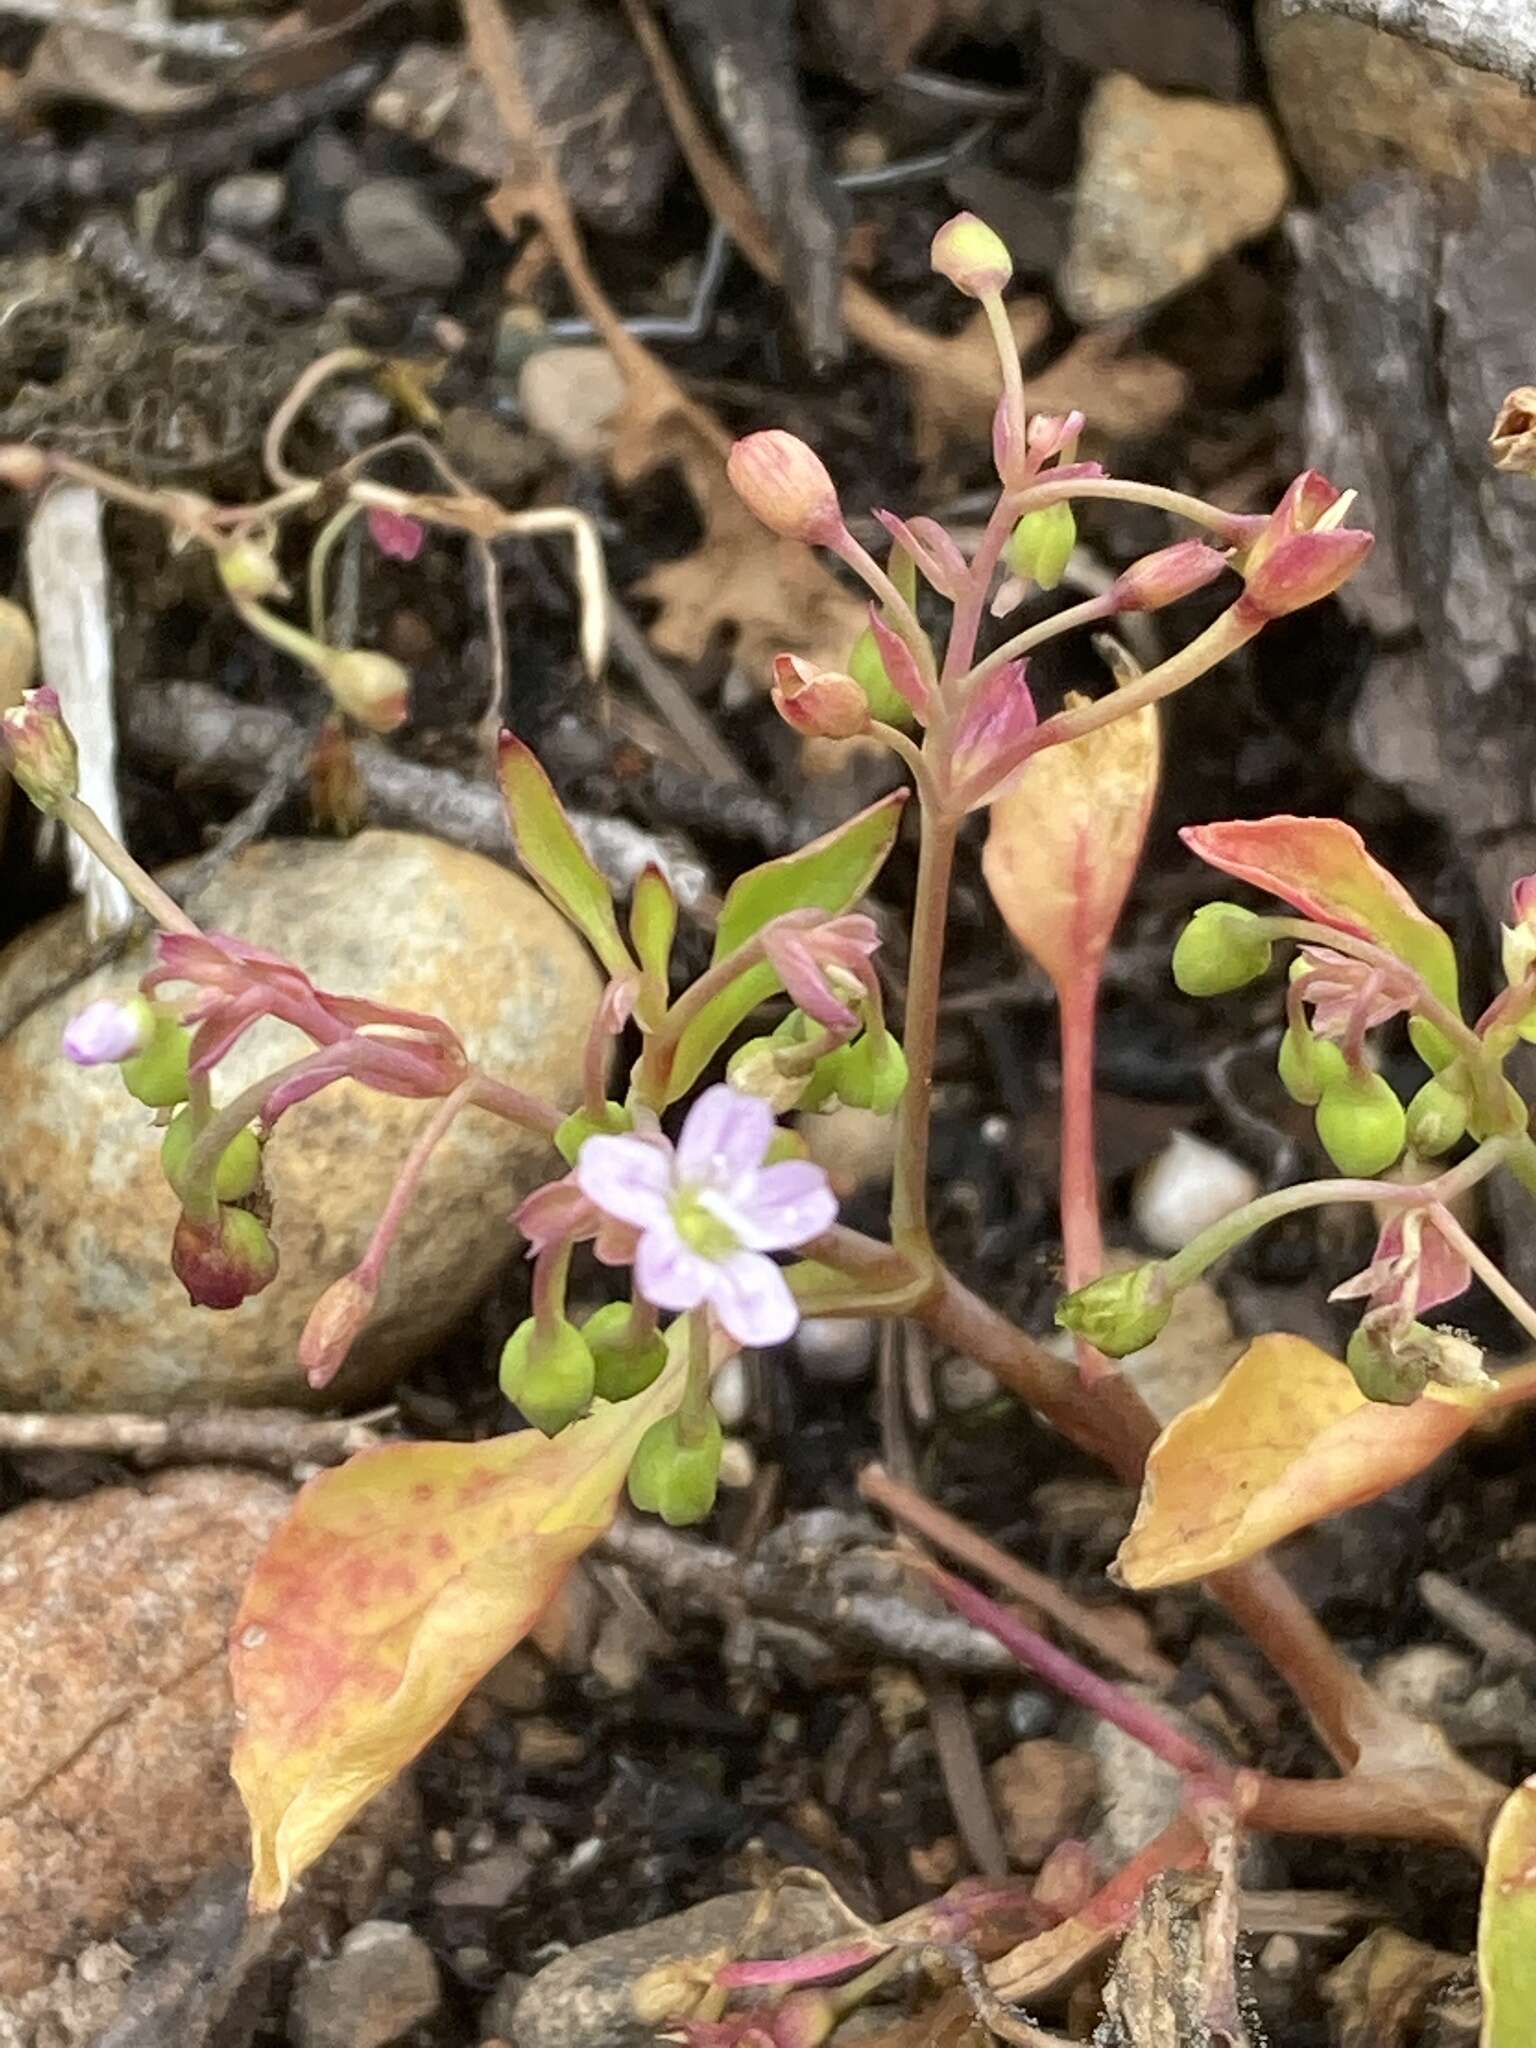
[5,212,1536,2039]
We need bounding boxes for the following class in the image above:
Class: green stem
[891,805,959,1255]
[1427,1202,1536,1345]
[678,1310,713,1444]
[1007,473,1250,539]
[826,527,938,687]
[308,501,363,644]
[56,795,199,936]
[959,589,1117,702]
[1030,606,1261,751]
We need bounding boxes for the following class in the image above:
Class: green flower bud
[1056,1262,1172,1358]
[1005,503,1077,592]
[120,1013,193,1107]
[1172,903,1273,997]
[581,1301,669,1402]
[847,624,916,727]
[1404,1075,1468,1159]
[555,1100,633,1167]
[819,1033,908,1114]
[626,1409,724,1528]
[1345,1319,1428,1406]
[499,1317,596,1436]
[1314,1067,1406,1176]
[1276,1021,1347,1107]
[160,1108,262,1202]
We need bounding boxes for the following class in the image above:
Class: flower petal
[706,1251,799,1348]
[675,1084,775,1187]
[634,1221,712,1312]
[726,1159,838,1251]
[576,1133,674,1229]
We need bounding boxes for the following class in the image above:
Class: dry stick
[0,1407,390,1471]
[860,1462,1177,1692]
[1417,1570,1536,1675]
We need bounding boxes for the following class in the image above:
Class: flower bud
[846,625,916,727]
[0,596,37,701]
[62,993,153,1067]
[930,211,1012,299]
[300,1270,378,1388]
[1404,1075,1468,1158]
[120,1012,193,1107]
[555,1100,633,1168]
[1314,1067,1406,1176]
[1005,503,1076,592]
[770,654,872,740]
[1055,1262,1172,1358]
[321,648,410,732]
[171,1205,278,1309]
[1276,1019,1346,1106]
[949,657,1038,805]
[0,685,78,813]
[0,443,49,492]
[216,538,284,600]
[773,1991,840,2048]
[819,1033,908,1114]
[1345,1317,1428,1406]
[160,1108,262,1203]
[581,1300,669,1401]
[726,430,844,545]
[1171,903,1273,996]
[626,1409,724,1527]
[499,1316,596,1435]
[1235,472,1372,620]
[1111,540,1228,613]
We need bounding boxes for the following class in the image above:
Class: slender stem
[307,501,362,644]
[1428,1203,1536,1344]
[531,1240,571,1335]
[56,795,200,935]
[678,1310,712,1443]
[869,719,935,804]
[825,527,937,686]
[468,1069,564,1137]
[891,806,958,1253]
[941,493,1017,689]
[981,293,1027,460]
[1007,473,1251,539]
[959,591,1117,703]
[355,1077,478,1290]
[1031,607,1261,750]
[1057,972,1109,1383]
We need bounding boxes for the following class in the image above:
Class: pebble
[517,345,627,463]
[431,1845,532,1912]
[289,1921,441,2048]
[988,1738,1099,1869]
[505,1890,849,2048]
[0,832,599,1411]
[342,178,463,292]
[711,1355,751,1429]
[795,1316,876,1384]
[1132,1131,1260,1253]
[0,1471,287,1996]
[205,172,285,238]
[1059,74,1291,324]
[938,1354,1003,1415]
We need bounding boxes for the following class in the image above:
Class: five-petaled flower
[575,1084,837,1348]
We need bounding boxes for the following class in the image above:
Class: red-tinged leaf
[982,690,1160,995]
[662,792,907,1101]
[1181,816,1461,1018]
[231,1341,686,1910]
[1480,1777,1536,2046]
[498,734,635,977]
[1116,1333,1496,1589]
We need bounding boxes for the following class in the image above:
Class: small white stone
[795,1316,876,1384]
[711,1356,751,1429]
[1133,1130,1259,1253]
[518,344,627,462]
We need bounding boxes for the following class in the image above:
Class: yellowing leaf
[1480,1776,1536,2046]
[982,690,1159,994]
[231,1342,685,1910]
[1116,1333,1493,1589]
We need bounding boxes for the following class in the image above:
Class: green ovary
[672,1191,739,1261]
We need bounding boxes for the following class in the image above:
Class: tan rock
[1059,75,1291,323]
[1260,0,1536,195]
[517,346,627,463]
[0,1471,286,1995]
[0,831,599,1410]
[988,1737,1098,1868]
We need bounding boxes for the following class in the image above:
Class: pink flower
[1331,1208,1471,1328]
[575,1084,837,1347]
[1233,470,1373,620]
[367,507,425,562]
[760,911,880,1034]
[1294,943,1417,1058]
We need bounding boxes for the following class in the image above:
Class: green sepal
[498,1316,596,1436]
[1057,1262,1172,1358]
[121,1013,193,1108]
[1276,1021,1347,1107]
[160,1108,262,1202]
[555,1100,633,1167]
[817,1033,908,1114]
[1006,503,1077,591]
[847,624,916,728]
[1314,1067,1406,1176]
[1171,903,1273,997]
[629,864,677,1026]
[626,1409,724,1527]
[581,1301,669,1402]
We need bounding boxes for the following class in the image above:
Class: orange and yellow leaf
[1480,1776,1536,2046]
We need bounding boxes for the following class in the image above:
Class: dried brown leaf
[1322,1928,1465,2048]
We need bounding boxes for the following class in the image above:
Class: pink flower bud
[726,431,844,545]
[367,506,426,562]
[1234,470,1373,621]
[62,994,154,1066]
[321,648,410,732]
[1025,410,1085,467]
[992,396,1029,489]
[864,603,933,722]
[930,211,1012,299]
[873,509,967,600]
[0,685,78,813]
[770,653,871,739]
[1111,539,1229,612]
[171,1206,278,1310]
[949,659,1038,808]
[300,1270,378,1388]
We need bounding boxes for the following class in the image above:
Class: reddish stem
[1057,972,1109,1384]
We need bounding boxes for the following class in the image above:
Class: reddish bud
[321,648,410,732]
[1235,470,1373,620]
[930,211,1012,299]
[864,603,933,722]
[0,685,78,813]
[770,654,871,739]
[300,1270,378,1388]
[726,431,844,545]
[949,659,1038,808]
[1112,539,1228,612]
[367,506,426,561]
[171,1206,278,1309]
[873,509,967,600]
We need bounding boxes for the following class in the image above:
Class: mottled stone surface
[289,1922,441,2048]
[0,832,598,1410]
[1059,75,1290,323]
[0,1472,287,1995]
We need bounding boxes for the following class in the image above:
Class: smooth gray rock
[289,1923,440,2048]
[342,179,462,292]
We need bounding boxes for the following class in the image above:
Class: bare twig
[1417,1570,1536,1675]
[0,1407,392,1472]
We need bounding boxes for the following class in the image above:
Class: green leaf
[629,864,677,1026]
[664,791,907,1101]
[498,735,634,977]
[1480,1776,1536,2046]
